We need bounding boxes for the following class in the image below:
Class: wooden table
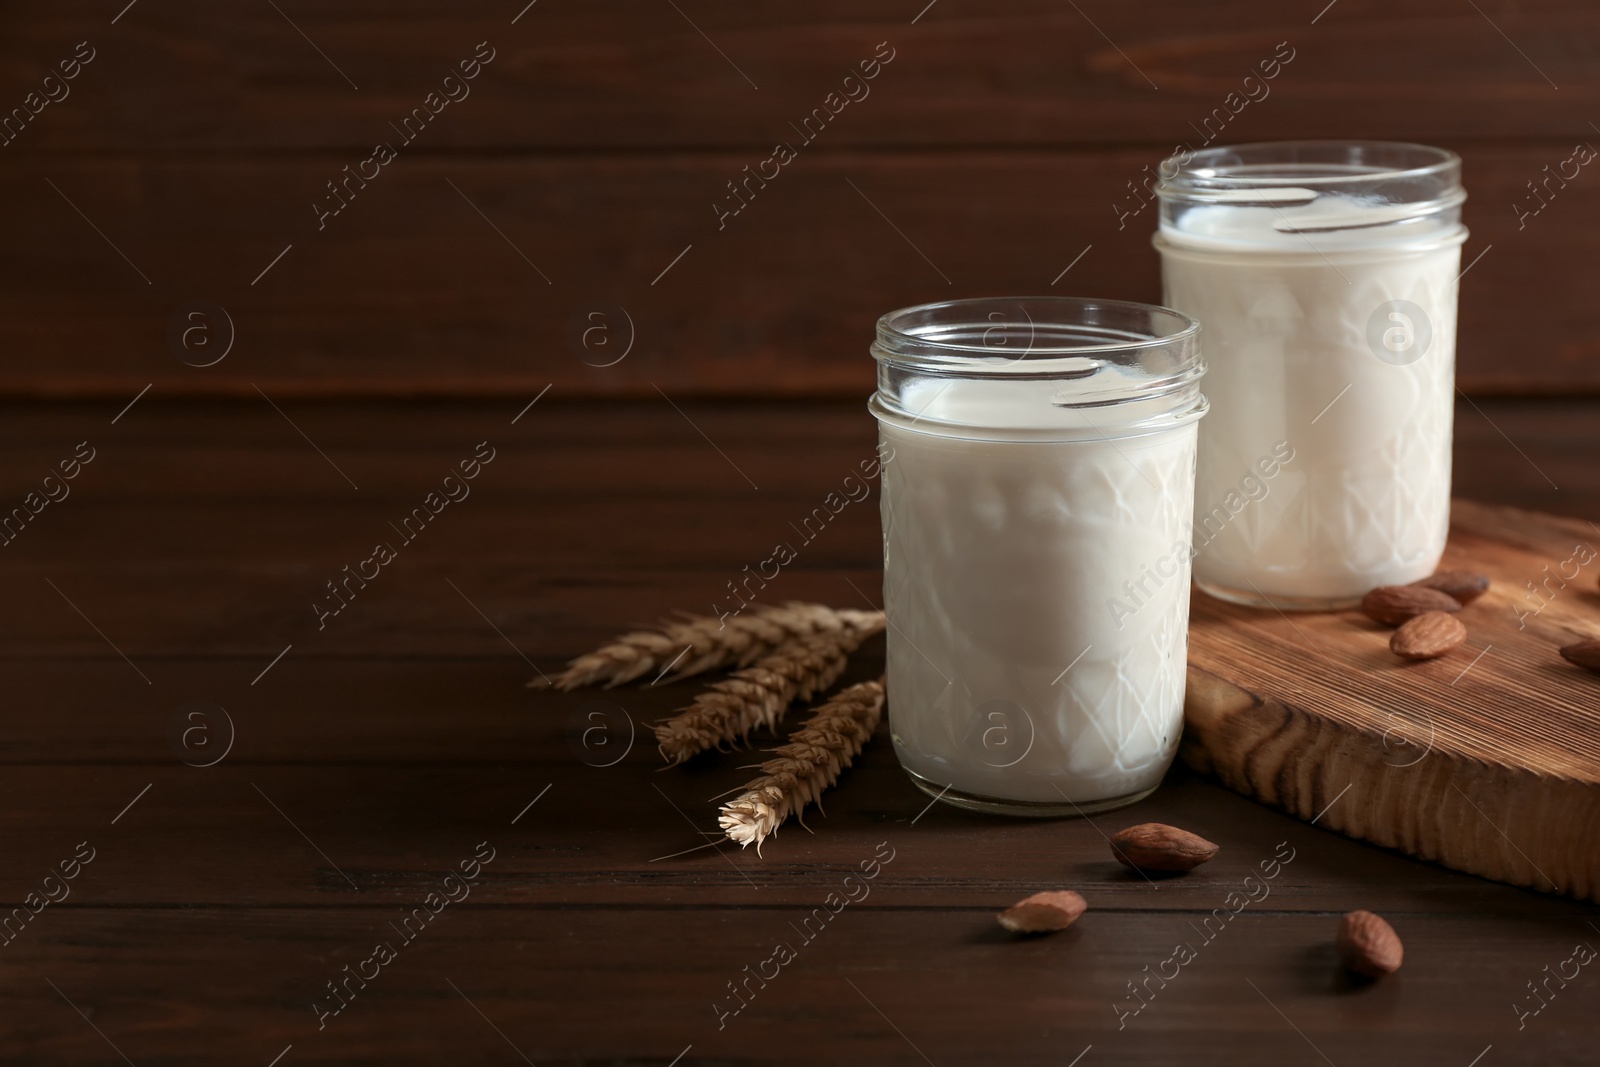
[2,395,1597,1065]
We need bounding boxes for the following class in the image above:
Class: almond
[1361,585,1462,626]
[1410,570,1491,605]
[1337,910,1403,977]
[997,890,1087,934]
[1109,822,1219,873]
[1560,639,1600,674]
[1390,611,1468,660]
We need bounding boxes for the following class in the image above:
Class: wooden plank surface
[7,905,1589,1067]
[1,397,1598,1063]
[7,0,1600,1057]
[3,1,1596,150]
[0,397,1591,657]
[1,151,1597,399]
[1,2,1598,397]
[1184,500,1600,899]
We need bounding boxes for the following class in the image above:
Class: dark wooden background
[4,2,1600,1064]
[3,0,1598,399]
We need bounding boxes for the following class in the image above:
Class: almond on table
[997,890,1087,934]
[1390,611,1468,660]
[1109,823,1219,873]
[1361,585,1463,626]
[1409,570,1491,605]
[1337,910,1404,977]
[1560,639,1600,674]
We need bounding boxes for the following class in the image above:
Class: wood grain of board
[1184,499,1600,901]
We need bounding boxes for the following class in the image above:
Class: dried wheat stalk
[719,677,886,854]
[540,602,884,691]
[652,619,883,765]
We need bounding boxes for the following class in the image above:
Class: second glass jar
[1155,140,1467,609]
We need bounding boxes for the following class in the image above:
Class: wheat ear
[653,617,884,764]
[719,677,886,854]
[541,602,884,690]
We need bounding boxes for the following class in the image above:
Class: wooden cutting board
[1182,499,1600,901]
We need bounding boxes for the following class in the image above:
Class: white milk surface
[1159,194,1464,603]
[878,387,1198,805]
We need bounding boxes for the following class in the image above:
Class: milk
[875,375,1202,810]
[1157,193,1465,606]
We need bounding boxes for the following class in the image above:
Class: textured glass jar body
[1155,141,1467,609]
[870,297,1207,816]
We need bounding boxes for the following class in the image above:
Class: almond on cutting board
[997,890,1087,934]
[1390,611,1468,660]
[1109,823,1219,873]
[1560,639,1600,674]
[1337,910,1403,977]
[1409,570,1491,604]
[1361,585,1462,626]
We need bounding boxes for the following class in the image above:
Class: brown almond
[1560,639,1600,674]
[1410,570,1491,605]
[1337,910,1403,977]
[1390,611,1468,660]
[1109,822,1219,873]
[997,890,1087,934]
[1361,585,1462,626]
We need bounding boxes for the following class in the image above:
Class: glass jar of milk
[870,297,1207,815]
[1154,141,1467,609]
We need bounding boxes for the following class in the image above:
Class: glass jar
[1154,140,1467,609]
[870,296,1207,816]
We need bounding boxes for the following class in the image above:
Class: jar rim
[871,296,1205,428]
[1157,140,1461,192]
[873,295,1200,366]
